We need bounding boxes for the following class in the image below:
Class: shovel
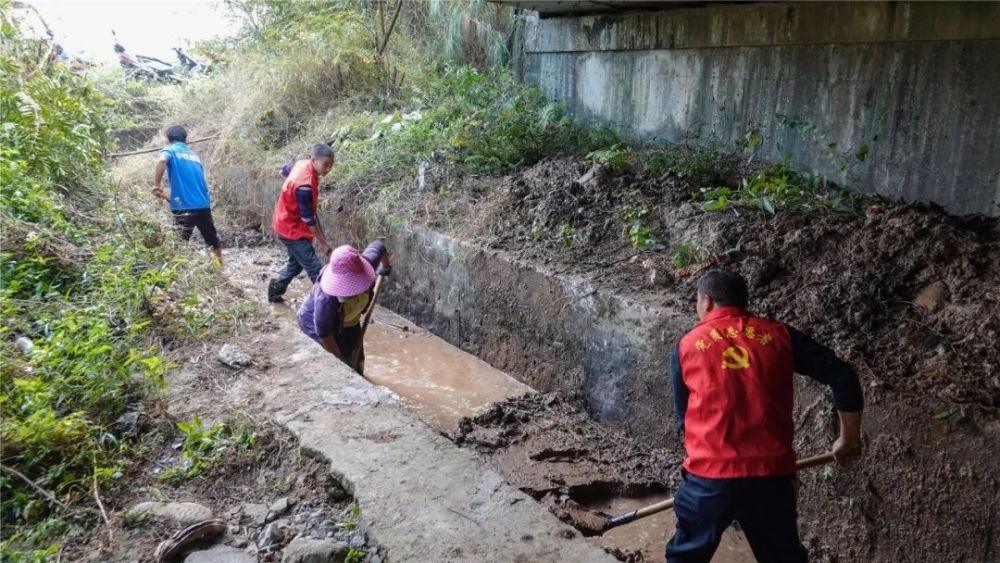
[352,274,385,373]
[601,452,836,533]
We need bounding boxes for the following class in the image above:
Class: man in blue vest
[153,125,222,264]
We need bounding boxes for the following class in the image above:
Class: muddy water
[363,309,534,430]
[230,247,754,561]
[588,494,755,562]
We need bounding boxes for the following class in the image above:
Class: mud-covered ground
[475,157,1000,419]
[331,154,1000,561]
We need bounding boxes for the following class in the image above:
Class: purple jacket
[297,240,386,341]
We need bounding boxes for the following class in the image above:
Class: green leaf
[760,196,776,215]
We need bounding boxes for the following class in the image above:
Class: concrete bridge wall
[515,1,1000,216]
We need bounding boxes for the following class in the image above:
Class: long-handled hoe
[598,452,836,534]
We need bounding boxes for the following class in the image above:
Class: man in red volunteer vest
[268,143,336,303]
[667,269,863,562]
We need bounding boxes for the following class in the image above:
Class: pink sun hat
[320,245,376,297]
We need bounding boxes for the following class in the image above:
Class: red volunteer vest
[272,160,319,241]
[678,307,796,478]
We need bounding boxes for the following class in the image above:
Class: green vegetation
[620,204,657,251]
[159,416,258,480]
[337,66,618,184]
[644,144,736,187]
[699,161,858,214]
[586,143,632,174]
[1,5,231,557]
[671,240,700,269]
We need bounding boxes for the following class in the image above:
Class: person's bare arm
[833,410,863,463]
[318,335,342,359]
[308,222,331,256]
[152,156,168,201]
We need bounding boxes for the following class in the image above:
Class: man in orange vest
[667,269,863,563]
[267,143,335,303]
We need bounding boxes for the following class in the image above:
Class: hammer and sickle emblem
[721,345,750,370]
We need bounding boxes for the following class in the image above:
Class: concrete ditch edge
[233,322,617,563]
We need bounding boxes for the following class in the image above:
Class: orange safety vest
[678,306,797,478]
[272,160,319,241]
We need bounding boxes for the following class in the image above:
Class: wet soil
[476,157,1000,418]
[220,240,728,561]
[327,155,1000,561]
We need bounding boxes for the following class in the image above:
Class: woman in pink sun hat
[297,240,391,374]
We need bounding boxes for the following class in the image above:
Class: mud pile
[432,156,1000,561]
[484,157,1000,418]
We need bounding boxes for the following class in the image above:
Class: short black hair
[697,269,749,307]
[165,125,187,143]
[311,143,334,160]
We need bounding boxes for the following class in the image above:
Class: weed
[672,240,700,269]
[644,144,736,187]
[1,7,235,555]
[620,205,657,251]
[345,549,367,563]
[699,162,862,215]
[586,143,632,174]
[558,224,585,247]
[160,416,258,480]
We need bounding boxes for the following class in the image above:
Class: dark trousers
[334,324,365,375]
[172,209,220,249]
[666,472,808,563]
[273,236,323,294]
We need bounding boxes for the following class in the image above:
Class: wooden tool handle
[796,452,836,469]
[603,452,838,532]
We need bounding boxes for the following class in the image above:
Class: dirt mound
[457,393,679,556]
[484,157,1000,418]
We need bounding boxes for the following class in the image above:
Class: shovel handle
[603,452,837,531]
[352,275,385,369]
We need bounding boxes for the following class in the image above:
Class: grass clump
[643,144,737,187]
[698,161,861,214]
[337,65,619,184]
[159,415,258,480]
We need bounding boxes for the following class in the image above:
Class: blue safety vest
[160,142,210,211]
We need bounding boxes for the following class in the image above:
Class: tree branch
[378,0,403,57]
[0,463,69,511]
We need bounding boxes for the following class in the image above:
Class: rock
[113,411,141,438]
[258,522,284,549]
[129,501,213,526]
[915,281,950,311]
[281,538,350,563]
[218,344,252,368]
[241,503,269,526]
[185,545,256,563]
[346,531,365,550]
[13,336,33,357]
[226,536,249,549]
[268,497,291,519]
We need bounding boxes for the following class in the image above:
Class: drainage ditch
[228,241,755,562]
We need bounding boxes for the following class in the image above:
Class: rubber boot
[267,279,286,303]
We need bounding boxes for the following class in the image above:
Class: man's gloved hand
[377,264,392,277]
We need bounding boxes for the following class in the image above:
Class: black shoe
[267,279,285,303]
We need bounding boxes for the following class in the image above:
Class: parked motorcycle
[112,31,181,84]
[173,46,210,75]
